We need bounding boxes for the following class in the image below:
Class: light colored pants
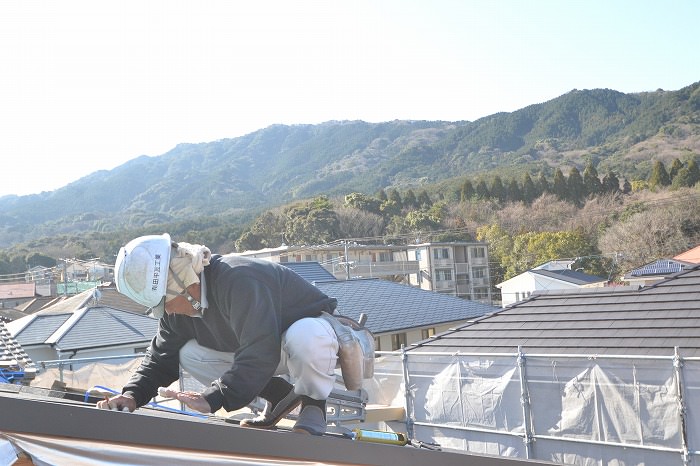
[179,316,339,400]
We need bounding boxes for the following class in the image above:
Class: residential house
[238,240,493,304]
[496,259,607,307]
[24,266,56,297]
[6,286,156,367]
[282,261,498,351]
[236,243,420,282]
[0,283,36,310]
[0,308,27,324]
[389,264,700,465]
[1,321,36,384]
[621,258,696,287]
[406,241,492,304]
[674,243,700,264]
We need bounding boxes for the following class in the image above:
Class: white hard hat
[114,233,172,318]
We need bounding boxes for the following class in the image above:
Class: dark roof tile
[409,265,700,357]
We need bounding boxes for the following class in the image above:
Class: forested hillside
[1,81,699,286]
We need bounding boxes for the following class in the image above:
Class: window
[415,250,422,261]
[378,252,392,262]
[391,333,407,350]
[374,337,381,352]
[433,248,449,259]
[436,269,452,281]
[421,328,436,340]
[134,346,149,354]
[473,247,486,258]
[473,287,490,299]
[472,267,486,278]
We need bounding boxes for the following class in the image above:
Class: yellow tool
[349,428,408,446]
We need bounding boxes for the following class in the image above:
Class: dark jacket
[122,254,337,411]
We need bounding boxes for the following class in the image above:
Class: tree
[622,178,632,194]
[284,196,340,245]
[417,190,432,208]
[567,167,585,206]
[388,189,403,210]
[344,192,382,215]
[503,230,597,280]
[552,168,568,201]
[475,180,490,200]
[26,252,57,269]
[601,171,620,194]
[687,158,700,186]
[648,160,671,188]
[583,161,603,197]
[537,171,550,195]
[522,172,537,204]
[506,178,522,202]
[460,179,475,202]
[335,206,386,239]
[490,176,506,203]
[476,224,512,289]
[377,189,388,203]
[403,189,418,209]
[598,198,700,271]
[669,158,684,181]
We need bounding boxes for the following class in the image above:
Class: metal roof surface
[0,384,548,466]
[409,264,700,357]
[52,307,158,351]
[316,278,498,334]
[280,261,338,283]
[530,268,606,285]
[8,306,157,351]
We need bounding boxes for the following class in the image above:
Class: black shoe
[292,397,327,436]
[240,378,301,430]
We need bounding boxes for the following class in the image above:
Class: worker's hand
[97,394,136,412]
[159,387,212,413]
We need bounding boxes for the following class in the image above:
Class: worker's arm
[120,317,192,408]
[96,393,137,412]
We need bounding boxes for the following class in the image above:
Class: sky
[1,1,699,197]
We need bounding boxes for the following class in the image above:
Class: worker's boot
[292,396,327,436]
[240,377,301,429]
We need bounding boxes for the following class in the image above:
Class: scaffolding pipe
[517,346,533,460]
[674,346,691,466]
[400,345,414,440]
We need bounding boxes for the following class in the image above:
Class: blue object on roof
[630,259,686,277]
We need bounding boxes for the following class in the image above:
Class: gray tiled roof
[531,268,606,285]
[50,307,158,351]
[409,264,700,357]
[316,278,499,334]
[280,261,338,283]
[1,321,33,368]
[37,286,150,315]
[8,305,157,351]
[10,314,72,346]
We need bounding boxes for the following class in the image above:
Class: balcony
[435,280,455,290]
[328,260,421,279]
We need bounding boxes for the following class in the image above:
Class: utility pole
[344,241,350,280]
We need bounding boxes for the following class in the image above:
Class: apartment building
[406,242,492,304]
[236,240,492,304]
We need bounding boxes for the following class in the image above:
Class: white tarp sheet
[366,352,698,465]
[1,432,334,466]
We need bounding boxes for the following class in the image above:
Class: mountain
[1,81,699,248]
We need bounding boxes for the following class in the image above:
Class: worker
[96,233,339,436]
